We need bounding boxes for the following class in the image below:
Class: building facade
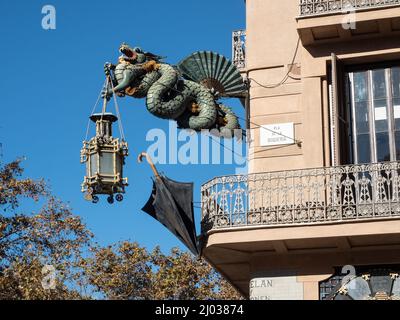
[201,0,400,300]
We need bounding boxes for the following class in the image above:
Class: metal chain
[109,79,126,141]
[85,78,107,141]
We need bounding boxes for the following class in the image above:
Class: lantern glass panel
[90,154,98,176]
[116,153,122,176]
[100,152,114,175]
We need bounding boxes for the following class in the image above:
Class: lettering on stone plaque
[249,276,303,300]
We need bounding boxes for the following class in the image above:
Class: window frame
[345,61,400,164]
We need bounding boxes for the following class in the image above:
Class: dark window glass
[372,69,387,99]
[395,131,400,160]
[392,67,400,98]
[348,66,400,164]
[354,72,368,102]
[374,99,388,133]
[355,101,369,134]
[376,132,390,162]
[392,98,400,160]
[393,98,400,130]
[357,133,371,163]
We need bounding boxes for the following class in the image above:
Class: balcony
[296,1,400,45]
[299,0,400,18]
[201,162,400,297]
[201,161,400,234]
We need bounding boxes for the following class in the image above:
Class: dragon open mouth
[119,44,135,59]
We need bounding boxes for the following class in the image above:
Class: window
[346,65,400,164]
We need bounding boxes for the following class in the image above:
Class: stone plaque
[249,276,304,300]
[260,123,294,147]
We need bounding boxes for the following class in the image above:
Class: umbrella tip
[137,152,147,163]
[137,152,161,178]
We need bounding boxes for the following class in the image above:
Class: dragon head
[119,43,137,61]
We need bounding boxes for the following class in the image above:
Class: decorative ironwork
[299,0,400,17]
[320,265,400,300]
[320,270,344,300]
[201,161,400,233]
[232,30,246,69]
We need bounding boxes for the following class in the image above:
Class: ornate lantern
[80,112,128,204]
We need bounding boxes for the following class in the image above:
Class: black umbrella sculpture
[138,152,199,256]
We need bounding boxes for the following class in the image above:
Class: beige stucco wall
[206,0,400,299]
[246,0,326,173]
[205,218,400,298]
[245,0,400,174]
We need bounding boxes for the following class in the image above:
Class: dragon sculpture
[103,43,247,137]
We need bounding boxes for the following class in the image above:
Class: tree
[83,242,242,300]
[0,159,93,299]
[0,159,242,300]
[82,242,153,300]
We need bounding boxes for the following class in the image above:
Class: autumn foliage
[0,159,242,300]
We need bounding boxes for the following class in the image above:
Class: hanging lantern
[80,112,128,204]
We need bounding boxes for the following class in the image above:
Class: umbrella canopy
[142,175,199,256]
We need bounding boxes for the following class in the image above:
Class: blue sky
[0,0,246,253]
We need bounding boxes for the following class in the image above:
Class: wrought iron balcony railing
[232,30,246,69]
[201,161,400,233]
[299,0,400,17]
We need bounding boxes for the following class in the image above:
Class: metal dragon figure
[103,43,247,137]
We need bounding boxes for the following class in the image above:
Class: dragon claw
[104,62,115,76]
[191,102,200,114]
[218,116,228,126]
[101,89,113,101]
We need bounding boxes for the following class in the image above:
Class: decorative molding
[299,0,400,18]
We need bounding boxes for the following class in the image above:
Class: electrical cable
[247,37,300,89]
[237,115,302,146]
[208,134,247,159]
[155,80,301,145]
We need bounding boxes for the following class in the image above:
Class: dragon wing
[177,51,247,98]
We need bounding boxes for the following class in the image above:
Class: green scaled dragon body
[104,43,247,137]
